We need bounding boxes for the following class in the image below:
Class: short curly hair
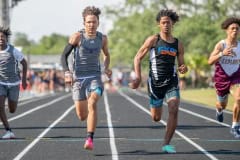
[0,26,11,40]
[82,6,101,22]
[221,17,240,29]
[156,9,179,24]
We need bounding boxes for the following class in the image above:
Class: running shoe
[216,111,224,122]
[230,126,240,139]
[162,145,176,153]
[84,137,94,150]
[2,131,16,139]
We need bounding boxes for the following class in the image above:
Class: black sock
[5,127,11,131]
[87,132,94,139]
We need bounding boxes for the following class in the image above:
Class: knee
[76,113,87,121]
[235,96,240,105]
[168,107,178,117]
[216,102,227,109]
[8,101,17,113]
[9,108,16,113]
[152,115,161,122]
[88,99,97,112]
[76,110,87,121]
[8,105,17,113]
[151,108,162,122]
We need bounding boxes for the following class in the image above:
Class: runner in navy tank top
[129,9,188,153]
[61,6,112,150]
[208,17,240,138]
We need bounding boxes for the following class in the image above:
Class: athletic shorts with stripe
[147,76,180,107]
[72,76,104,101]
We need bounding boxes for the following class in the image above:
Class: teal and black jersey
[149,34,179,86]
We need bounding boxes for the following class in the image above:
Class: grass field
[180,88,234,112]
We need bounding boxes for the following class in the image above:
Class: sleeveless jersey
[72,30,103,79]
[149,34,179,86]
[0,44,23,85]
[214,40,240,96]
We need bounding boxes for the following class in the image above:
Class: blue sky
[10,0,122,41]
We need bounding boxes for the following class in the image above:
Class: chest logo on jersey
[157,46,177,56]
[219,47,240,76]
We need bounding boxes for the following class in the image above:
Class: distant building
[27,55,62,71]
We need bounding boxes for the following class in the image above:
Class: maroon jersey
[214,40,240,96]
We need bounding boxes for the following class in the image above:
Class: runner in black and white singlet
[129,9,188,153]
[0,27,27,139]
[208,17,240,138]
[61,6,112,150]
[149,34,179,101]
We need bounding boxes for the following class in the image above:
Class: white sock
[216,109,223,114]
[232,122,240,128]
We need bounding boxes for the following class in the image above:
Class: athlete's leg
[75,100,88,121]
[83,87,102,150]
[229,85,240,138]
[216,97,228,111]
[84,77,103,150]
[86,78,103,134]
[161,83,180,153]
[148,79,164,122]
[0,85,18,139]
[164,97,179,145]
[216,94,228,122]
[149,97,163,121]
[150,107,162,122]
[73,79,88,120]
[87,91,100,133]
[0,96,16,139]
[149,96,163,122]
[232,86,240,125]
[7,100,17,113]
[0,96,10,130]
[7,85,20,113]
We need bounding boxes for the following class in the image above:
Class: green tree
[13,32,33,47]
[13,33,68,55]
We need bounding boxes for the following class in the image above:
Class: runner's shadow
[98,125,164,129]
[202,149,240,155]
[177,125,227,130]
[95,150,164,157]
[0,125,164,130]
[1,126,84,130]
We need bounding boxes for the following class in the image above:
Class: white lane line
[0,94,71,125]
[103,91,119,160]
[131,90,231,128]
[13,105,74,160]
[119,90,219,160]
[5,94,51,109]
[180,108,230,127]
[181,99,232,114]
[18,94,55,106]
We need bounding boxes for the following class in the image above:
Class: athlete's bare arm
[129,35,157,89]
[177,41,188,74]
[20,58,28,90]
[102,35,112,78]
[69,32,81,46]
[208,42,223,65]
[208,41,234,65]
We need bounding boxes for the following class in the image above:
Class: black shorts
[148,76,179,105]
